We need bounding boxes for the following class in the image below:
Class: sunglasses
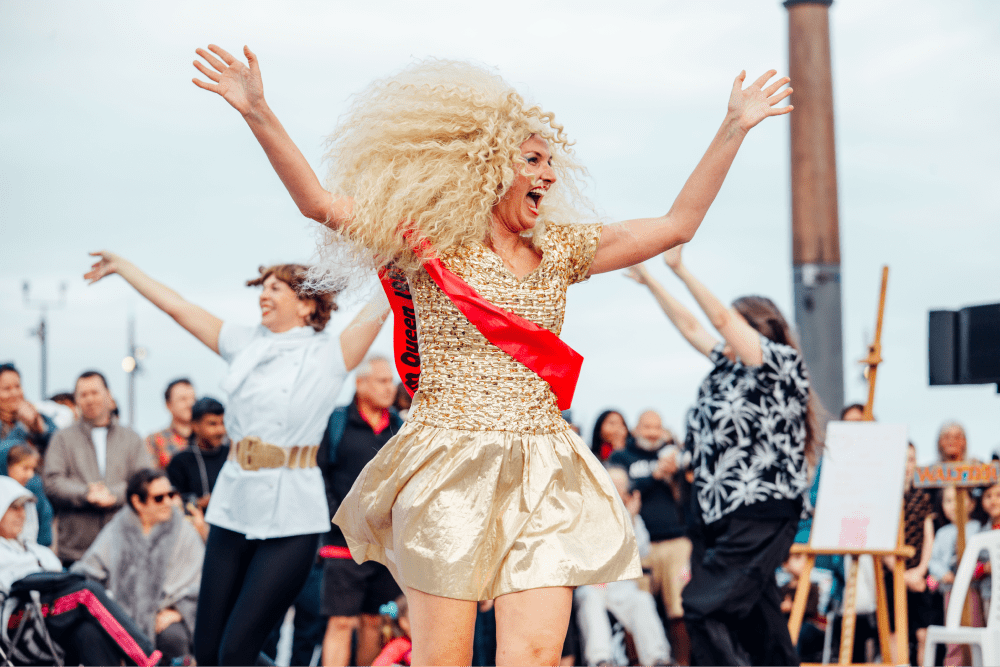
[150,491,179,504]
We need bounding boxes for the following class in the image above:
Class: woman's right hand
[192,44,265,116]
[663,245,684,272]
[85,251,127,284]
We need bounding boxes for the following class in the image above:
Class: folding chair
[923,530,1000,666]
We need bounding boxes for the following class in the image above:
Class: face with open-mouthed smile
[491,135,556,234]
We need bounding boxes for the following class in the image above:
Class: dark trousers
[683,515,799,666]
[194,525,319,666]
[262,561,326,666]
[10,574,158,666]
[157,620,192,664]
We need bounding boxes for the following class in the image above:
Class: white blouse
[205,323,347,539]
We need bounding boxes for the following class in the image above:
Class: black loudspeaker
[929,302,1000,387]
[929,310,959,385]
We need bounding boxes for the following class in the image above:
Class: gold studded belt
[230,436,320,472]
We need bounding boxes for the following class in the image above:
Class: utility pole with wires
[23,281,67,401]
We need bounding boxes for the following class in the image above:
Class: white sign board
[810,422,909,551]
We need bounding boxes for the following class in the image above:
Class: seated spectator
[608,410,690,664]
[147,378,196,469]
[5,442,52,545]
[43,370,153,565]
[928,485,983,666]
[373,595,412,666]
[591,410,630,462]
[0,476,161,666]
[575,467,671,666]
[972,481,1000,622]
[72,468,204,664]
[166,397,229,540]
[0,362,57,546]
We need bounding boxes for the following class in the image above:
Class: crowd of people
[0,352,991,666]
[1,40,990,667]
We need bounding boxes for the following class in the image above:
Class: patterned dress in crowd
[334,222,642,601]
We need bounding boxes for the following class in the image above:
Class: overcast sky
[2,0,998,464]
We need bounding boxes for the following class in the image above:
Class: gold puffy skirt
[333,421,642,601]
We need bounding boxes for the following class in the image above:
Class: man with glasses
[608,410,693,665]
[43,370,152,566]
[73,468,204,664]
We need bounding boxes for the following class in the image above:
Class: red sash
[378,254,583,410]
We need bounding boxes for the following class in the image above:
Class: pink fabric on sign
[837,513,870,549]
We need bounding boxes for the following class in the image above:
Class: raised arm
[624,263,718,359]
[339,291,391,372]
[664,246,763,366]
[589,70,792,275]
[85,251,223,354]
[192,44,352,229]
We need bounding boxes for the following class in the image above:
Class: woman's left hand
[728,70,793,132]
[155,608,184,634]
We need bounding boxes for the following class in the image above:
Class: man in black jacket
[608,410,692,664]
[166,397,229,541]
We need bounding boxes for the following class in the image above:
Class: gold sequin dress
[334,222,642,601]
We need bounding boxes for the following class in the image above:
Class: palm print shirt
[685,335,811,525]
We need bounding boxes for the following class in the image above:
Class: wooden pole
[863,267,889,420]
[788,554,815,646]
[839,556,859,665]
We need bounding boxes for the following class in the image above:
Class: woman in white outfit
[85,255,387,665]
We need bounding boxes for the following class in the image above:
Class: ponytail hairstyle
[732,295,824,464]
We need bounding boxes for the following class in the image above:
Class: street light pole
[121,315,147,428]
[23,281,67,401]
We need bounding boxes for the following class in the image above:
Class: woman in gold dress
[192,46,791,665]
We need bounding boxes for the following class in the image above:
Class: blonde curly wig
[314,59,595,279]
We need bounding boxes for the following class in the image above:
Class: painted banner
[913,461,1000,489]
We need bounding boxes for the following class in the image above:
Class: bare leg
[322,616,357,667]
[406,586,477,666]
[495,587,573,666]
[356,613,383,666]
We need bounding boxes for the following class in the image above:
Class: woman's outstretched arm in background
[662,246,764,366]
[191,44,352,229]
[85,251,223,354]
[625,262,717,359]
[589,70,792,275]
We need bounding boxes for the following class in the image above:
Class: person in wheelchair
[0,476,161,666]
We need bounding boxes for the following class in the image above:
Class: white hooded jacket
[0,477,61,594]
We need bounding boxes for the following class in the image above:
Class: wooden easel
[788,266,915,665]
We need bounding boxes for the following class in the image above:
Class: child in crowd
[974,481,1000,616]
[372,595,411,666]
[928,486,983,665]
[4,443,51,545]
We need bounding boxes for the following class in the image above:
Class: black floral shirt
[685,335,811,524]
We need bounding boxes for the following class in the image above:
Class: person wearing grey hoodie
[0,475,161,666]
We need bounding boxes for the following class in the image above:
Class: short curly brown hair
[246,264,339,332]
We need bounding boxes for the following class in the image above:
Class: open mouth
[526,188,544,215]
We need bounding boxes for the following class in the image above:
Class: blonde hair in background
[312,59,596,282]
